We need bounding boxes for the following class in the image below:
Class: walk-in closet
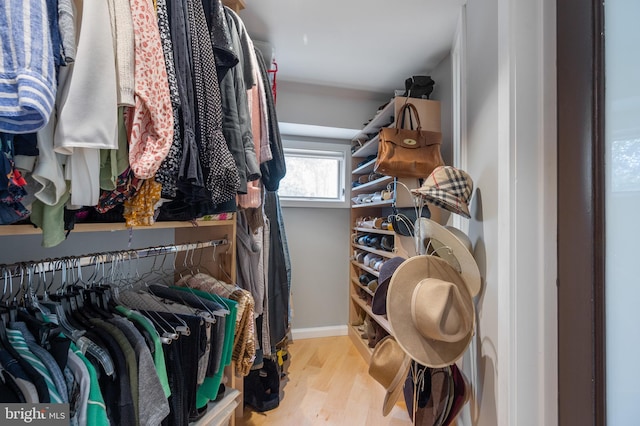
[0,0,564,425]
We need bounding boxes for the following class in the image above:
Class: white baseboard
[291,325,348,340]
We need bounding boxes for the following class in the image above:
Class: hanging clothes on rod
[0,238,248,426]
[0,0,287,249]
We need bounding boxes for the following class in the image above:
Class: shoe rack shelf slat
[352,200,394,209]
[352,99,396,144]
[350,294,393,335]
[352,134,380,159]
[348,325,374,362]
[352,277,375,297]
[352,158,376,175]
[353,227,395,235]
[352,244,396,259]
[351,176,394,194]
[351,260,380,277]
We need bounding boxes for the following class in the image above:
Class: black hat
[371,257,405,315]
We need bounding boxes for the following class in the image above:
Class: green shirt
[69,342,110,426]
[115,305,171,398]
[171,286,237,408]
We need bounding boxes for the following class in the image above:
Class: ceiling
[240,0,466,95]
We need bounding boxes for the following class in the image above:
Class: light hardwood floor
[239,335,412,426]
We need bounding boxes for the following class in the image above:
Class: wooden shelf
[352,134,380,158]
[352,244,395,259]
[351,176,393,194]
[352,199,394,209]
[351,260,380,277]
[348,325,373,362]
[352,158,376,175]
[352,277,375,297]
[353,227,395,235]
[352,99,395,143]
[350,294,392,335]
[0,217,234,236]
[349,96,441,366]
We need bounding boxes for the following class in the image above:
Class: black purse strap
[396,103,422,131]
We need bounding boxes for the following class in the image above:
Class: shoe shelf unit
[351,156,377,175]
[348,96,441,362]
[352,175,395,199]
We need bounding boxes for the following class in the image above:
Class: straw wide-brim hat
[368,335,411,416]
[387,255,475,368]
[414,218,481,297]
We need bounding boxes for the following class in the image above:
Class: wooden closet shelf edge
[350,294,392,335]
[0,217,235,236]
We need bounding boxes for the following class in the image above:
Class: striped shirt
[69,343,110,426]
[0,0,56,133]
[6,328,64,403]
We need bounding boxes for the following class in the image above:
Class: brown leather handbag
[374,102,444,178]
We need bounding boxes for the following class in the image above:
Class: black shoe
[403,75,435,99]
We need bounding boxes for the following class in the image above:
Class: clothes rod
[0,238,229,274]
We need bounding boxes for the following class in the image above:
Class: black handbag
[390,204,430,236]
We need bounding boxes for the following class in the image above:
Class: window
[278,140,349,208]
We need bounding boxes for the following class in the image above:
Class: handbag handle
[395,102,422,132]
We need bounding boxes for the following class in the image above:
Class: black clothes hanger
[33,261,115,377]
[36,261,80,339]
[74,267,113,321]
[16,308,60,351]
[85,287,114,319]
[14,263,62,349]
[47,259,93,332]
[0,310,11,350]
[68,257,113,320]
[0,271,51,403]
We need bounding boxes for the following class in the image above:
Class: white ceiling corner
[240,0,466,94]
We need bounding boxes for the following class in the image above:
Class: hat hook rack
[390,180,424,207]
[429,246,455,261]
[410,361,429,424]
[424,239,454,259]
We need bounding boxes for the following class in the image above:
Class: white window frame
[278,139,350,209]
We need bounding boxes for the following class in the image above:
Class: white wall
[277,80,390,130]
[462,1,501,424]
[275,83,389,335]
[460,0,557,425]
[430,54,454,165]
[0,229,175,264]
[280,207,350,329]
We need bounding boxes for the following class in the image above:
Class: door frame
[557,0,606,424]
